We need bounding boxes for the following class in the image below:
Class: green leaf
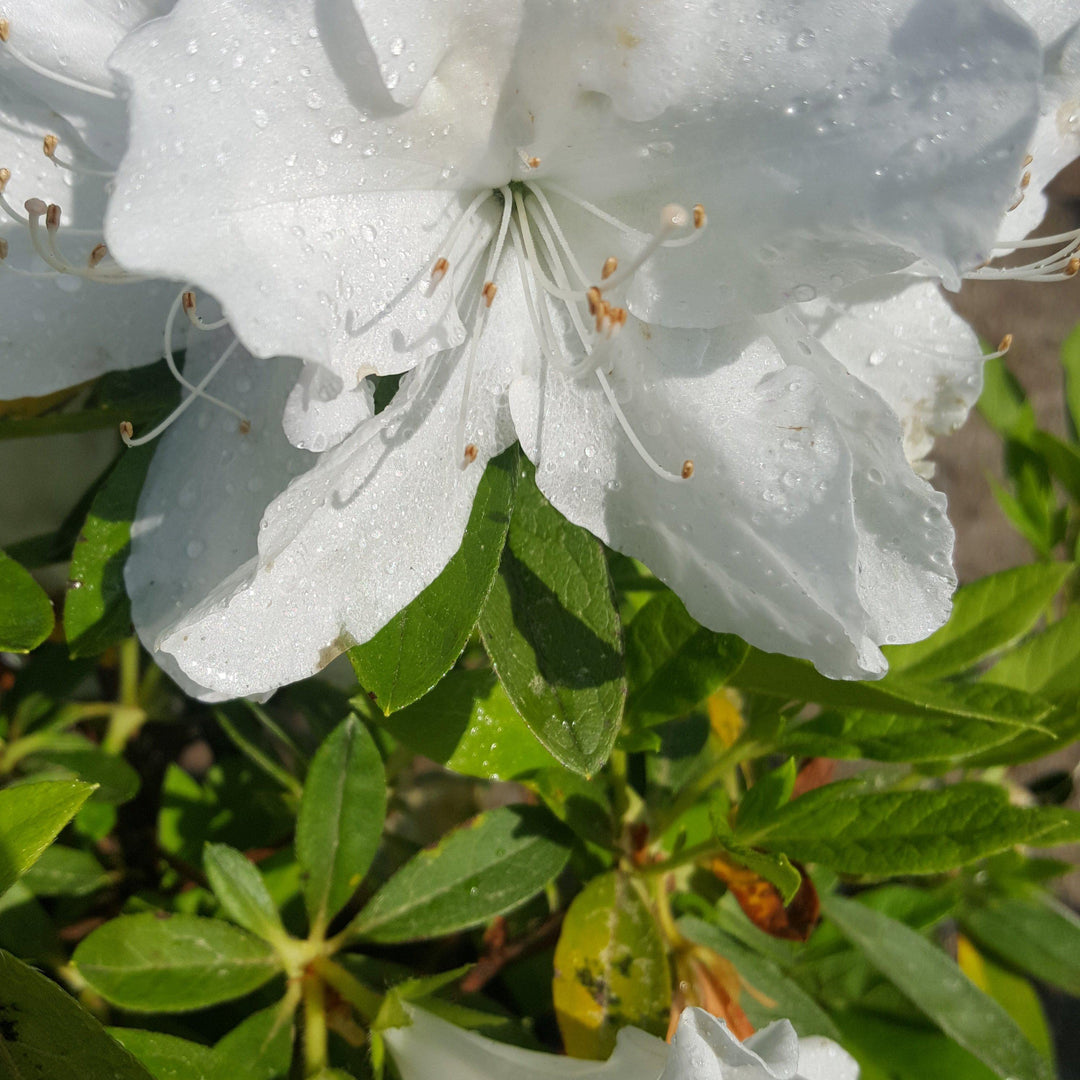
[525,767,616,851]
[624,590,748,727]
[108,1030,217,1080]
[678,917,840,1039]
[552,871,670,1059]
[479,459,625,776]
[64,447,154,657]
[296,715,386,930]
[0,549,54,653]
[883,564,1073,680]
[203,844,286,944]
[212,1005,291,1080]
[729,648,1052,730]
[984,606,1080,700]
[961,895,1080,997]
[349,447,517,713]
[350,805,571,943]
[714,842,803,906]
[0,949,154,1080]
[1062,323,1080,439]
[736,758,797,833]
[0,882,63,966]
[20,845,110,898]
[21,738,141,803]
[74,913,281,1012]
[742,783,1080,876]
[824,894,1051,1080]
[0,780,94,898]
[776,710,1021,765]
[371,667,561,780]
[978,356,1035,441]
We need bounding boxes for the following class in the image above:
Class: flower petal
[108,0,514,379]
[282,363,375,452]
[794,1037,860,1080]
[155,251,530,697]
[383,1006,668,1080]
[801,276,983,471]
[125,333,312,701]
[663,1009,796,1080]
[0,80,176,398]
[511,310,952,680]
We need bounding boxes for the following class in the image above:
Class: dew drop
[329,126,347,145]
[791,28,816,49]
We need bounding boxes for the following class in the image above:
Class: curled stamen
[19,195,141,282]
[0,19,118,99]
[182,289,229,331]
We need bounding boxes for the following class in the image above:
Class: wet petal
[282,362,375,452]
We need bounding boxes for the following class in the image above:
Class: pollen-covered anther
[526,156,541,169]
[1022,154,1034,167]
[119,421,134,441]
[45,203,62,232]
[42,134,60,160]
[1067,257,1080,277]
[998,333,1013,353]
[1020,171,1032,191]
[693,203,707,230]
[463,443,478,465]
[0,19,9,43]
[586,285,602,316]
[182,290,197,316]
[481,280,497,307]
[238,419,252,435]
[430,256,449,288]
[88,243,108,268]
[0,168,9,193]
[681,459,695,480]
[601,256,618,280]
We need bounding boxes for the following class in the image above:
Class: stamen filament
[0,20,119,100]
[121,338,242,447]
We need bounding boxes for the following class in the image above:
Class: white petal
[383,1006,668,1080]
[663,1009,796,1080]
[125,332,311,701]
[282,363,375,452]
[796,1037,860,1080]
[0,80,176,398]
[801,276,983,469]
[156,251,530,697]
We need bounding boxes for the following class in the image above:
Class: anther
[693,204,707,230]
[681,460,695,480]
[463,443,478,465]
[0,168,9,193]
[586,286,602,315]
[998,333,1013,352]
[0,19,9,42]
[88,243,108,268]
[0,238,7,260]
[182,290,197,316]
[601,256,618,280]
[238,419,252,435]
[1067,257,1080,277]
[1022,154,1033,167]
[526,156,541,169]
[430,256,449,287]
[119,421,134,441]
[45,203,61,232]
[42,134,59,160]
[1020,171,1031,190]
[481,280,497,307]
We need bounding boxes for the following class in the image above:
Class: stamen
[602,256,618,280]
[42,133,115,178]
[121,337,242,447]
[682,460,695,480]
[596,204,691,293]
[426,189,496,293]
[967,226,1080,283]
[517,149,541,170]
[0,19,119,100]
[456,186,514,465]
[430,257,449,287]
[88,243,108,268]
[182,289,229,331]
[160,288,250,428]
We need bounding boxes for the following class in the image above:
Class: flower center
[428,182,706,482]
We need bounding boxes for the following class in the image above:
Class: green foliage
[0,549,54,653]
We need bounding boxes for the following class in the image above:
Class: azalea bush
[2,0,1080,1079]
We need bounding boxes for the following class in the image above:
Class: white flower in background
[382,1005,858,1080]
[95,0,1057,698]
[0,0,177,397]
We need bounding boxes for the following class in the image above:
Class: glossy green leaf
[64,447,154,658]
[296,715,386,930]
[0,949,154,1080]
[0,549,54,653]
[526,767,616,851]
[0,882,63,966]
[985,606,1080,700]
[0,780,94,899]
[74,913,281,1012]
[479,460,625,776]
[742,783,1080,876]
[108,1030,217,1080]
[372,667,561,780]
[21,738,141,803]
[350,805,571,943]
[349,446,516,713]
[678,917,840,1039]
[624,590,748,727]
[730,649,1052,730]
[824,895,1051,1080]
[203,844,286,944]
[552,871,670,1059]
[884,564,1073,680]
[736,758,797,833]
[20,845,110,898]
[961,895,1080,997]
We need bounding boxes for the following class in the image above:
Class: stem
[609,749,630,827]
[118,637,140,707]
[303,976,328,1076]
[311,957,383,1024]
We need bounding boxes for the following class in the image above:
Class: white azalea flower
[93,0,1059,697]
[0,0,177,398]
[382,1005,858,1080]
